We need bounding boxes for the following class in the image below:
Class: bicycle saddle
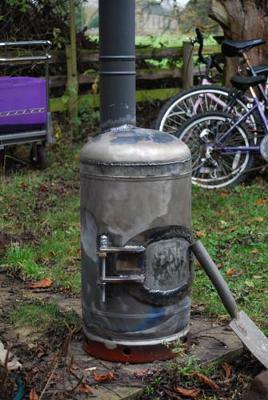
[222,39,265,57]
[230,74,266,90]
[252,64,268,76]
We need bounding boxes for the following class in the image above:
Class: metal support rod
[68,0,79,136]
[99,0,136,131]
[100,256,106,303]
[191,240,238,318]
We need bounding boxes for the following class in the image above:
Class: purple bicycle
[155,30,267,135]
[174,40,268,189]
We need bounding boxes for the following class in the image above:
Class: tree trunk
[209,0,268,84]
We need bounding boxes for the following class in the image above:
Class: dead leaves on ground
[194,372,220,391]
[29,388,39,400]
[79,382,94,394]
[226,268,236,277]
[221,362,233,380]
[27,278,53,289]
[171,370,221,399]
[93,371,117,383]
[226,268,243,278]
[196,230,205,238]
[255,198,266,206]
[175,386,201,398]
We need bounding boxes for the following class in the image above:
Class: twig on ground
[39,353,60,400]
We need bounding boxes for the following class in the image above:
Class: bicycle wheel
[155,85,255,134]
[175,111,255,189]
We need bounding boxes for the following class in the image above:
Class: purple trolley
[0,40,52,168]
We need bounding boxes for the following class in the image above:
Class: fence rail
[51,43,220,114]
[0,43,221,116]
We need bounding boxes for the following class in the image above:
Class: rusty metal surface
[83,338,176,363]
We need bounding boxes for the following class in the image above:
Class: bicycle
[173,39,268,189]
[154,29,268,134]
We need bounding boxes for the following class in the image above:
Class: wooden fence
[49,42,220,116]
[1,42,220,119]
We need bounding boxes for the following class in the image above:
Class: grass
[1,141,81,292]
[192,182,268,332]
[88,34,218,49]
[1,139,267,332]
[9,301,80,331]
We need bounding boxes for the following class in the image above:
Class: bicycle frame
[192,78,236,114]
[213,87,268,154]
[192,47,268,115]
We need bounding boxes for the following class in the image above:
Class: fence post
[66,0,79,136]
[182,41,193,90]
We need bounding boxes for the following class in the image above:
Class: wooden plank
[50,68,182,88]
[66,0,79,135]
[50,87,180,112]
[0,45,220,67]
[77,45,219,63]
[182,41,193,89]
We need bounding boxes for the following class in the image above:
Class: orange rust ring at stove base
[83,338,176,363]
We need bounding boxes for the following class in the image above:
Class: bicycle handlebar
[193,28,207,64]
[191,28,223,74]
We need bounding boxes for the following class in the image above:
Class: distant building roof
[138,1,173,17]
[147,4,172,16]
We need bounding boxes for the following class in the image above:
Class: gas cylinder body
[80,126,192,362]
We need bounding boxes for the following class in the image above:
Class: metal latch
[97,234,145,302]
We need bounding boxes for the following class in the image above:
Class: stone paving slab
[0,272,244,399]
[65,318,243,399]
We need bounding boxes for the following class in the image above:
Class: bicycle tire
[155,85,256,135]
[175,111,255,189]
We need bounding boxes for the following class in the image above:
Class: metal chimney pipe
[80,0,192,363]
[99,0,136,131]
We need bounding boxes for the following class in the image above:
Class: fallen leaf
[175,386,200,398]
[38,183,48,192]
[253,217,264,222]
[196,230,205,238]
[255,198,266,206]
[134,369,148,378]
[216,211,225,217]
[221,362,233,379]
[36,345,46,358]
[29,388,39,400]
[251,249,259,254]
[226,268,236,277]
[19,182,28,191]
[220,191,228,198]
[228,227,236,232]
[28,278,53,289]
[93,371,116,382]
[79,383,94,394]
[194,372,220,391]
